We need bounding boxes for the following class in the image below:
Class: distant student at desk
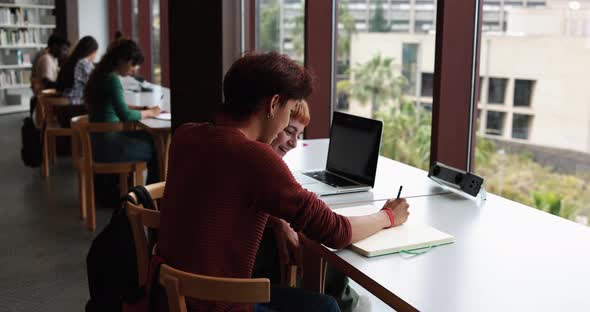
[84,39,161,184]
[253,100,363,312]
[54,36,99,127]
[157,52,410,312]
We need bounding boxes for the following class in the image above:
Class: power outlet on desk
[428,162,484,197]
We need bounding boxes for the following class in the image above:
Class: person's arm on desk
[348,198,409,243]
[140,106,160,119]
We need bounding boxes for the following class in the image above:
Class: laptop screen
[326,112,383,187]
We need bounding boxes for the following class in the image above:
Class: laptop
[294,112,383,196]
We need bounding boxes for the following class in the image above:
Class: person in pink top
[157,52,410,312]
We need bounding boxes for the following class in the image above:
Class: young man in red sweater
[157,52,409,311]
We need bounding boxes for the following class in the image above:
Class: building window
[485,111,505,136]
[478,76,484,103]
[513,79,535,107]
[487,77,508,104]
[421,72,433,97]
[512,113,532,140]
[402,43,419,95]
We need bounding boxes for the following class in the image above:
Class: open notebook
[334,205,454,257]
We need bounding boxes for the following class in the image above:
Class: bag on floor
[85,186,156,312]
[20,117,42,168]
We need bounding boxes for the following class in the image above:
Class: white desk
[283,139,449,205]
[302,188,590,311]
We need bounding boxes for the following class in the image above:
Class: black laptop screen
[326,112,382,187]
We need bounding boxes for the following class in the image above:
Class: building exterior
[346,2,590,154]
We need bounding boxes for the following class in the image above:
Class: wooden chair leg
[78,170,87,220]
[119,173,129,198]
[41,130,49,177]
[49,135,56,165]
[133,163,146,186]
[86,173,96,231]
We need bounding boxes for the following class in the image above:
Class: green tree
[369,0,389,33]
[349,54,407,116]
[259,0,280,52]
[377,102,432,170]
[532,192,577,220]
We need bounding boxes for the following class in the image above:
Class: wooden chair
[159,264,270,311]
[38,92,72,177]
[73,117,147,231]
[126,182,165,287]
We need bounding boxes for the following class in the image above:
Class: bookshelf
[0,0,55,114]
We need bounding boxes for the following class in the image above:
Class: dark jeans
[254,285,340,312]
[54,104,88,128]
[91,130,159,184]
[253,227,358,312]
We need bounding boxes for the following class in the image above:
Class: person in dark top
[156,52,410,311]
[253,100,363,312]
[84,39,161,184]
[54,36,98,127]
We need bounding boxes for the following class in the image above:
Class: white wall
[77,0,109,58]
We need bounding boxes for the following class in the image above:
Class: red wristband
[381,208,395,228]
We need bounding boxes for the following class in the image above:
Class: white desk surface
[283,139,448,205]
[321,192,590,312]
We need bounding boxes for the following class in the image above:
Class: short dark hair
[222,51,313,119]
[47,33,70,47]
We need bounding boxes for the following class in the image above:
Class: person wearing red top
[156,52,410,312]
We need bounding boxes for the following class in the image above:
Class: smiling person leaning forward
[156,51,410,312]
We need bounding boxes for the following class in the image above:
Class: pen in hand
[396,185,403,199]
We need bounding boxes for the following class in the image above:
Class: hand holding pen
[380,185,410,228]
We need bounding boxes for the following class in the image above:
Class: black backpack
[85,186,156,312]
[20,117,42,168]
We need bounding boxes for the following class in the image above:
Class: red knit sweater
[157,123,352,311]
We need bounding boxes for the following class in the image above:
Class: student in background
[54,36,98,127]
[156,52,410,311]
[253,100,365,312]
[30,33,71,96]
[84,39,160,184]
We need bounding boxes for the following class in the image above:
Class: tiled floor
[0,112,393,312]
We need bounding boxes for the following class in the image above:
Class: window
[512,113,532,140]
[402,43,419,95]
[257,0,305,64]
[421,72,433,97]
[513,79,534,107]
[334,0,436,170]
[151,0,161,85]
[487,77,507,104]
[485,111,505,136]
[474,5,590,226]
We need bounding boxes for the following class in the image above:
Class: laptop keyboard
[303,171,359,187]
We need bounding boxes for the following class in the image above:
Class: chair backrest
[73,118,137,169]
[159,264,270,312]
[126,182,165,286]
[70,115,88,169]
[38,93,70,126]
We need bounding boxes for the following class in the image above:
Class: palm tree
[377,102,431,170]
[349,54,408,116]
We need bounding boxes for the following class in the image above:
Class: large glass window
[151,0,161,85]
[257,0,305,64]
[334,0,436,170]
[475,1,590,225]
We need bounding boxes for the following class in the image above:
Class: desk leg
[151,132,170,181]
[302,237,327,293]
